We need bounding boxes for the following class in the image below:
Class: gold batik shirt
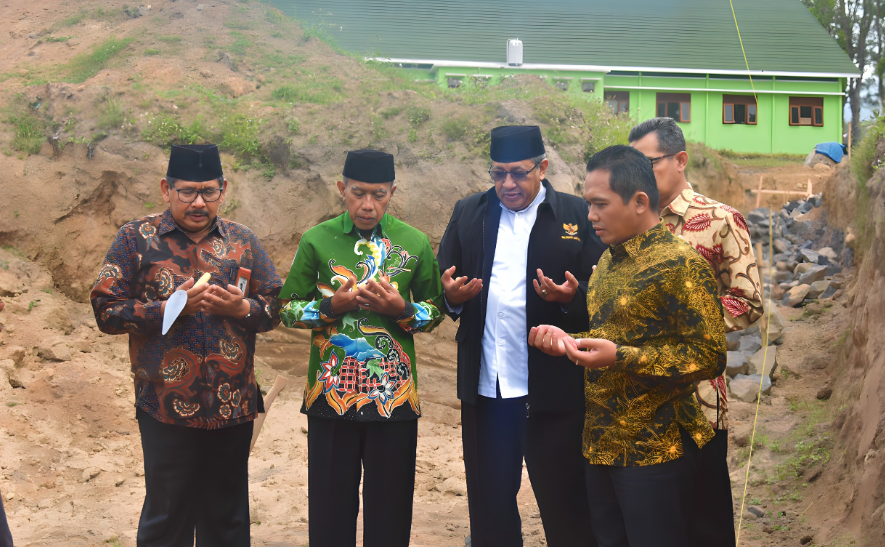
[575,223,726,467]
[661,185,763,430]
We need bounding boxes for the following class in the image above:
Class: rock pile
[744,195,851,308]
[724,193,849,404]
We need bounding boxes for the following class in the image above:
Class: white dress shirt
[477,186,547,399]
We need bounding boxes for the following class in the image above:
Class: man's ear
[633,191,651,215]
[160,178,171,204]
[537,158,550,179]
[337,180,346,198]
[389,183,397,199]
[675,151,689,174]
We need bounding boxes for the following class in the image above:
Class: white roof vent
[507,39,523,66]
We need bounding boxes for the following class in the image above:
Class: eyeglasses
[648,153,679,166]
[169,183,223,203]
[488,162,540,183]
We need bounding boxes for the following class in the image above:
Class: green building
[276,0,859,154]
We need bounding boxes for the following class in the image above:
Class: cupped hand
[356,277,406,317]
[330,276,360,316]
[533,269,579,304]
[202,283,251,318]
[564,338,617,369]
[528,324,576,357]
[441,266,482,306]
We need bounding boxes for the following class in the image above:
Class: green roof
[274,0,858,76]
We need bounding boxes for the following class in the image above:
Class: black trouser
[307,415,418,547]
[136,408,253,547]
[0,489,12,547]
[683,429,736,546]
[583,430,696,547]
[462,395,596,547]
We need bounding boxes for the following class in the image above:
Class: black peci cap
[166,144,224,182]
[342,149,396,183]
[489,125,546,163]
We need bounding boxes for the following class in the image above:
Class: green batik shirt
[280,212,444,421]
[574,223,727,467]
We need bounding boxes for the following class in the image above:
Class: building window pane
[724,104,734,123]
[656,93,690,123]
[447,77,462,89]
[789,96,823,127]
[723,94,757,125]
[582,81,596,93]
[605,91,629,115]
[554,79,570,91]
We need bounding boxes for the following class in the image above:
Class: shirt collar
[660,183,695,218]
[341,211,388,236]
[157,208,227,238]
[609,222,669,261]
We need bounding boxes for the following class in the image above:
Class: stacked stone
[724,193,851,404]
[744,194,851,308]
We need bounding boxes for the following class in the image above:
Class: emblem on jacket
[562,223,580,241]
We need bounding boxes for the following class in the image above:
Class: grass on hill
[65,37,135,83]
[718,149,806,168]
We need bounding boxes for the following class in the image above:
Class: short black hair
[628,117,686,155]
[585,145,660,211]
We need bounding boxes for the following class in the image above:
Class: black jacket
[437,180,606,413]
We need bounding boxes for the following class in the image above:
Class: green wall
[395,64,846,154]
[431,67,606,102]
[603,75,845,154]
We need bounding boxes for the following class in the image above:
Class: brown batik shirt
[661,184,764,430]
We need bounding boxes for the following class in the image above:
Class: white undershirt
[477,186,547,399]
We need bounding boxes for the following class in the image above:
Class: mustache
[186,210,210,217]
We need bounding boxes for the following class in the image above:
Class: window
[723,94,757,125]
[581,80,596,93]
[605,91,629,115]
[656,93,691,122]
[789,96,823,127]
[553,78,571,91]
[446,75,465,88]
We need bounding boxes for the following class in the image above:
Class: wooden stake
[848,121,852,163]
[756,175,764,208]
[756,241,768,346]
[806,178,813,199]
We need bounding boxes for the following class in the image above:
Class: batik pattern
[280,213,443,421]
[90,209,282,429]
[661,186,763,430]
[574,223,726,467]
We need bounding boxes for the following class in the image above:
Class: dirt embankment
[812,150,885,544]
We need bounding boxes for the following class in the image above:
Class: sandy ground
[0,238,856,547]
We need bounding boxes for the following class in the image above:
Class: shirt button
[498,339,505,346]
[498,312,505,318]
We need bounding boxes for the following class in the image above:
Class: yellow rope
[734,210,774,546]
[727,3,767,543]
[728,0,759,103]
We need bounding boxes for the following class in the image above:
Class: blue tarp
[814,141,847,164]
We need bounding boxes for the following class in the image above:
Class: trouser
[0,489,12,547]
[683,429,737,546]
[461,394,596,547]
[307,415,418,547]
[583,429,696,547]
[136,408,253,547]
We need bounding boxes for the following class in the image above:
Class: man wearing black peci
[437,126,605,547]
